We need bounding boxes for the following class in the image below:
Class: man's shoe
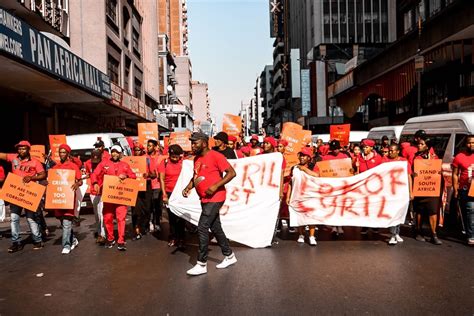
[61,247,71,255]
[71,238,79,250]
[468,238,474,246]
[117,243,127,251]
[168,239,176,247]
[105,240,116,248]
[431,235,442,245]
[415,234,425,242]
[337,226,344,234]
[96,236,106,245]
[33,242,43,250]
[133,234,143,241]
[360,227,368,235]
[8,243,23,253]
[187,261,207,276]
[395,235,404,243]
[309,236,317,246]
[297,235,305,243]
[388,236,397,245]
[216,253,237,269]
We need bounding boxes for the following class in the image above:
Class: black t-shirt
[212,146,237,160]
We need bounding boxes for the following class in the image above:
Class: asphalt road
[0,214,472,315]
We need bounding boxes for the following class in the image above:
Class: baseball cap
[93,139,105,148]
[189,132,209,141]
[329,139,341,150]
[214,132,229,144]
[299,147,313,157]
[414,130,426,138]
[147,137,158,145]
[110,145,123,153]
[15,140,31,148]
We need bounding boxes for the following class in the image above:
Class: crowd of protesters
[0,129,472,275]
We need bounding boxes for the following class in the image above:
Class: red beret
[15,140,31,148]
[264,137,277,148]
[228,135,237,142]
[251,134,259,141]
[299,147,313,157]
[133,142,144,150]
[361,139,376,147]
[59,144,71,153]
[278,139,288,147]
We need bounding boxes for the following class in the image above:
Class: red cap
[133,142,144,150]
[251,134,259,141]
[264,136,277,148]
[58,144,71,153]
[15,140,31,148]
[361,139,376,147]
[228,135,237,142]
[241,147,251,154]
[299,147,313,157]
[278,139,288,147]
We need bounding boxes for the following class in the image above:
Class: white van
[368,125,404,144]
[66,133,132,161]
[400,112,474,215]
[311,131,369,145]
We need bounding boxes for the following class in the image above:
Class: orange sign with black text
[138,123,159,148]
[170,131,192,152]
[222,114,242,137]
[468,182,474,197]
[122,156,147,191]
[316,158,353,177]
[0,173,45,212]
[413,159,442,197]
[102,175,140,207]
[330,124,351,147]
[49,135,67,163]
[280,122,304,176]
[30,145,45,163]
[45,169,76,209]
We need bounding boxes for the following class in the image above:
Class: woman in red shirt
[159,144,185,248]
[91,145,136,251]
[412,136,442,245]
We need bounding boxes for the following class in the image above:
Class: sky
[187,0,274,128]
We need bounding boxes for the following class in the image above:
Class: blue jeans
[389,225,400,236]
[61,217,74,249]
[459,189,474,240]
[10,204,42,244]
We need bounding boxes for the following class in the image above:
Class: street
[0,214,472,315]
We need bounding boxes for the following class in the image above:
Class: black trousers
[166,191,185,241]
[132,181,152,234]
[151,189,163,227]
[197,202,232,263]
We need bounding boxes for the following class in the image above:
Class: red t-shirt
[322,152,350,161]
[193,150,230,203]
[51,160,82,216]
[359,152,383,173]
[147,153,162,190]
[0,166,5,182]
[452,152,474,189]
[383,156,412,175]
[6,154,44,178]
[158,159,183,193]
[248,144,263,156]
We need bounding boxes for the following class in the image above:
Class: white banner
[169,153,283,248]
[289,162,410,228]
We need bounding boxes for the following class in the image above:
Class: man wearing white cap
[91,145,136,251]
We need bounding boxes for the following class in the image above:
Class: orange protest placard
[138,123,159,147]
[30,145,45,163]
[330,124,351,147]
[302,130,312,146]
[222,114,242,137]
[469,183,474,197]
[49,135,67,163]
[101,175,140,207]
[45,169,76,210]
[170,131,192,152]
[281,122,304,176]
[122,156,147,191]
[163,136,170,155]
[316,158,353,177]
[413,159,442,197]
[0,173,45,212]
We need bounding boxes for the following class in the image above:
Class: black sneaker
[415,234,425,242]
[33,242,43,250]
[132,234,142,241]
[117,243,127,251]
[105,240,116,248]
[431,235,442,245]
[8,243,24,253]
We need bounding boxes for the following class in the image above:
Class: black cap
[414,130,426,137]
[189,132,209,142]
[214,132,229,144]
[329,139,341,150]
[381,135,389,141]
[90,149,102,163]
[93,140,105,148]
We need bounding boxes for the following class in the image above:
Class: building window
[132,29,141,58]
[134,78,142,98]
[429,0,441,16]
[404,9,414,34]
[107,55,119,84]
[106,0,117,24]
[124,58,131,91]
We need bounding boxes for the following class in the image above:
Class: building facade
[191,81,211,131]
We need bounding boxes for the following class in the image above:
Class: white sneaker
[395,235,404,242]
[186,261,207,276]
[71,238,79,250]
[309,236,317,246]
[61,247,71,255]
[282,219,288,227]
[288,227,296,233]
[388,236,397,245]
[337,226,344,234]
[297,235,305,243]
[331,226,338,234]
[305,225,309,231]
[216,253,237,269]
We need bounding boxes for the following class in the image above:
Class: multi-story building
[329,0,474,127]
[260,65,274,133]
[191,81,211,131]
[158,34,178,107]
[158,0,188,57]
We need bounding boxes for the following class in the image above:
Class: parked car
[368,125,404,144]
[66,133,132,162]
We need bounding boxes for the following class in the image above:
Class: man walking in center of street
[183,132,237,276]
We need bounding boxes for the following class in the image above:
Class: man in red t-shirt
[49,144,83,254]
[248,134,263,156]
[147,138,162,233]
[0,141,47,253]
[452,135,474,245]
[183,132,237,276]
